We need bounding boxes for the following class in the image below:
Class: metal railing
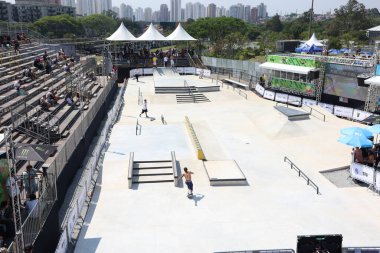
[135,119,141,135]
[235,88,248,99]
[184,80,196,103]
[284,156,320,195]
[161,114,167,125]
[302,104,326,122]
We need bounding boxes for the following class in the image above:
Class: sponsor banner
[334,106,354,118]
[55,228,68,253]
[255,83,265,96]
[376,171,380,191]
[142,68,153,75]
[302,98,317,106]
[67,206,79,239]
[350,162,375,185]
[196,68,211,77]
[317,102,334,114]
[275,93,288,103]
[288,95,301,106]
[263,90,275,100]
[176,67,184,73]
[130,68,142,76]
[184,67,196,74]
[352,109,372,122]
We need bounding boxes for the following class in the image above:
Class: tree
[334,0,370,33]
[79,14,117,37]
[265,14,283,32]
[31,15,83,38]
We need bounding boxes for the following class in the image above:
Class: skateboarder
[181,167,194,197]
[139,99,149,117]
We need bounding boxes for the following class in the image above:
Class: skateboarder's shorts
[141,109,148,113]
[186,181,193,191]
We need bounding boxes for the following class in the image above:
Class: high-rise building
[185,2,193,20]
[207,3,216,18]
[257,3,267,19]
[77,0,95,16]
[0,1,13,21]
[61,0,75,7]
[193,2,205,20]
[135,7,143,21]
[125,5,133,20]
[229,5,239,19]
[95,0,112,14]
[152,11,159,22]
[170,0,181,22]
[244,5,250,22]
[120,3,127,18]
[144,7,152,21]
[112,6,119,17]
[16,0,61,4]
[250,7,258,23]
[181,8,185,21]
[216,6,226,17]
[159,4,169,22]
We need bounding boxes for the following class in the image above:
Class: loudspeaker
[309,70,320,80]
[357,74,371,87]
[297,234,342,253]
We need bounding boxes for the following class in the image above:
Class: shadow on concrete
[192,193,205,206]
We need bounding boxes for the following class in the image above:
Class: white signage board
[184,67,196,74]
[376,171,380,191]
[352,109,372,122]
[275,93,288,103]
[55,228,68,253]
[255,84,265,96]
[263,90,275,100]
[317,102,334,114]
[334,106,354,119]
[196,68,211,77]
[350,162,375,185]
[130,68,142,76]
[288,95,301,106]
[302,98,317,106]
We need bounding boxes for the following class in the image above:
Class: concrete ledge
[274,105,310,121]
[204,160,248,186]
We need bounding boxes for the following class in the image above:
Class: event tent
[295,44,322,53]
[166,23,196,41]
[304,33,324,47]
[106,22,136,41]
[137,23,167,41]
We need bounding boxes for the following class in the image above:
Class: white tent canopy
[260,62,316,75]
[166,23,197,41]
[304,33,324,47]
[106,22,136,41]
[137,23,166,41]
[365,76,380,86]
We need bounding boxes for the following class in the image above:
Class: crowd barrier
[130,67,211,77]
[254,83,373,123]
[349,163,380,193]
[55,80,126,253]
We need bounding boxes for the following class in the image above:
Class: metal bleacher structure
[0,29,115,252]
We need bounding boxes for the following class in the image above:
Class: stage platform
[204,160,248,186]
[274,105,310,121]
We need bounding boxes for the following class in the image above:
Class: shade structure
[15,144,56,162]
[328,49,340,55]
[106,22,136,41]
[340,127,373,138]
[295,44,322,53]
[338,134,373,148]
[304,33,324,47]
[365,76,380,86]
[166,23,196,41]
[137,23,166,41]
[260,62,316,75]
[367,124,380,134]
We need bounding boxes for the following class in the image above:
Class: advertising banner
[196,68,211,77]
[255,84,265,96]
[376,171,380,191]
[350,163,375,185]
[263,90,275,100]
[317,102,334,114]
[376,64,380,76]
[334,106,354,119]
[352,109,372,122]
[184,67,196,74]
[176,67,184,74]
[275,93,288,103]
[288,95,301,106]
[142,68,153,75]
[130,68,143,76]
[302,98,318,106]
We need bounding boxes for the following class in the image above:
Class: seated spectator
[46,90,58,105]
[13,40,20,55]
[42,51,48,62]
[33,57,43,70]
[24,68,36,80]
[65,92,77,109]
[45,60,52,74]
[70,56,75,66]
[64,63,71,73]
[13,79,28,96]
[39,95,50,110]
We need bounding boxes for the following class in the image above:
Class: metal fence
[55,79,126,253]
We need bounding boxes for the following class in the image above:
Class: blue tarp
[328,49,340,55]
[295,44,322,53]
[376,64,380,76]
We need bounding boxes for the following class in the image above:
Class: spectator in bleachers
[45,59,52,74]
[64,63,71,73]
[24,68,36,80]
[46,90,58,105]
[13,79,28,96]
[13,40,20,55]
[39,95,50,110]
[22,165,39,198]
[33,57,43,70]
[65,92,77,109]
[43,51,48,62]
[24,245,33,253]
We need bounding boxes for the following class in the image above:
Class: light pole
[308,0,314,39]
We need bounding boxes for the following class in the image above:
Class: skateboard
[187,194,193,199]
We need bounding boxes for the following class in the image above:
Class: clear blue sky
[5,0,379,15]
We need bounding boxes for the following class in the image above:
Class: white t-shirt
[6,177,20,198]
[13,80,21,89]
[142,101,147,110]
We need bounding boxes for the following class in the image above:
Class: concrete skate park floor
[74,74,380,253]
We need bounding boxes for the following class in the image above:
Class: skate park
[74,68,380,253]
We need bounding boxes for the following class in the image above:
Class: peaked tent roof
[137,23,166,41]
[367,25,380,32]
[304,33,324,47]
[106,22,136,41]
[166,23,197,41]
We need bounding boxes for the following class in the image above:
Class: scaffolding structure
[364,41,380,112]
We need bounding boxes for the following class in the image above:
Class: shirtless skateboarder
[181,167,194,198]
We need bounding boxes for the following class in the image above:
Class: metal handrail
[128,152,134,189]
[302,104,326,122]
[275,100,302,108]
[236,89,248,99]
[135,119,141,135]
[184,80,196,103]
[284,156,320,195]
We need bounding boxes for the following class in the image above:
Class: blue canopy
[340,127,373,138]
[338,134,373,148]
[328,49,340,55]
[340,48,352,54]
[295,44,322,53]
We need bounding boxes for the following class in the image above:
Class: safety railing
[135,119,141,136]
[284,156,320,195]
[184,80,195,103]
[128,152,134,189]
[235,88,248,99]
[55,81,126,253]
[171,151,178,187]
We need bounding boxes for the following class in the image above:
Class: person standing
[134,73,139,82]
[139,99,149,118]
[170,55,175,68]
[163,55,168,67]
[152,55,157,68]
[181,167,194,197]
